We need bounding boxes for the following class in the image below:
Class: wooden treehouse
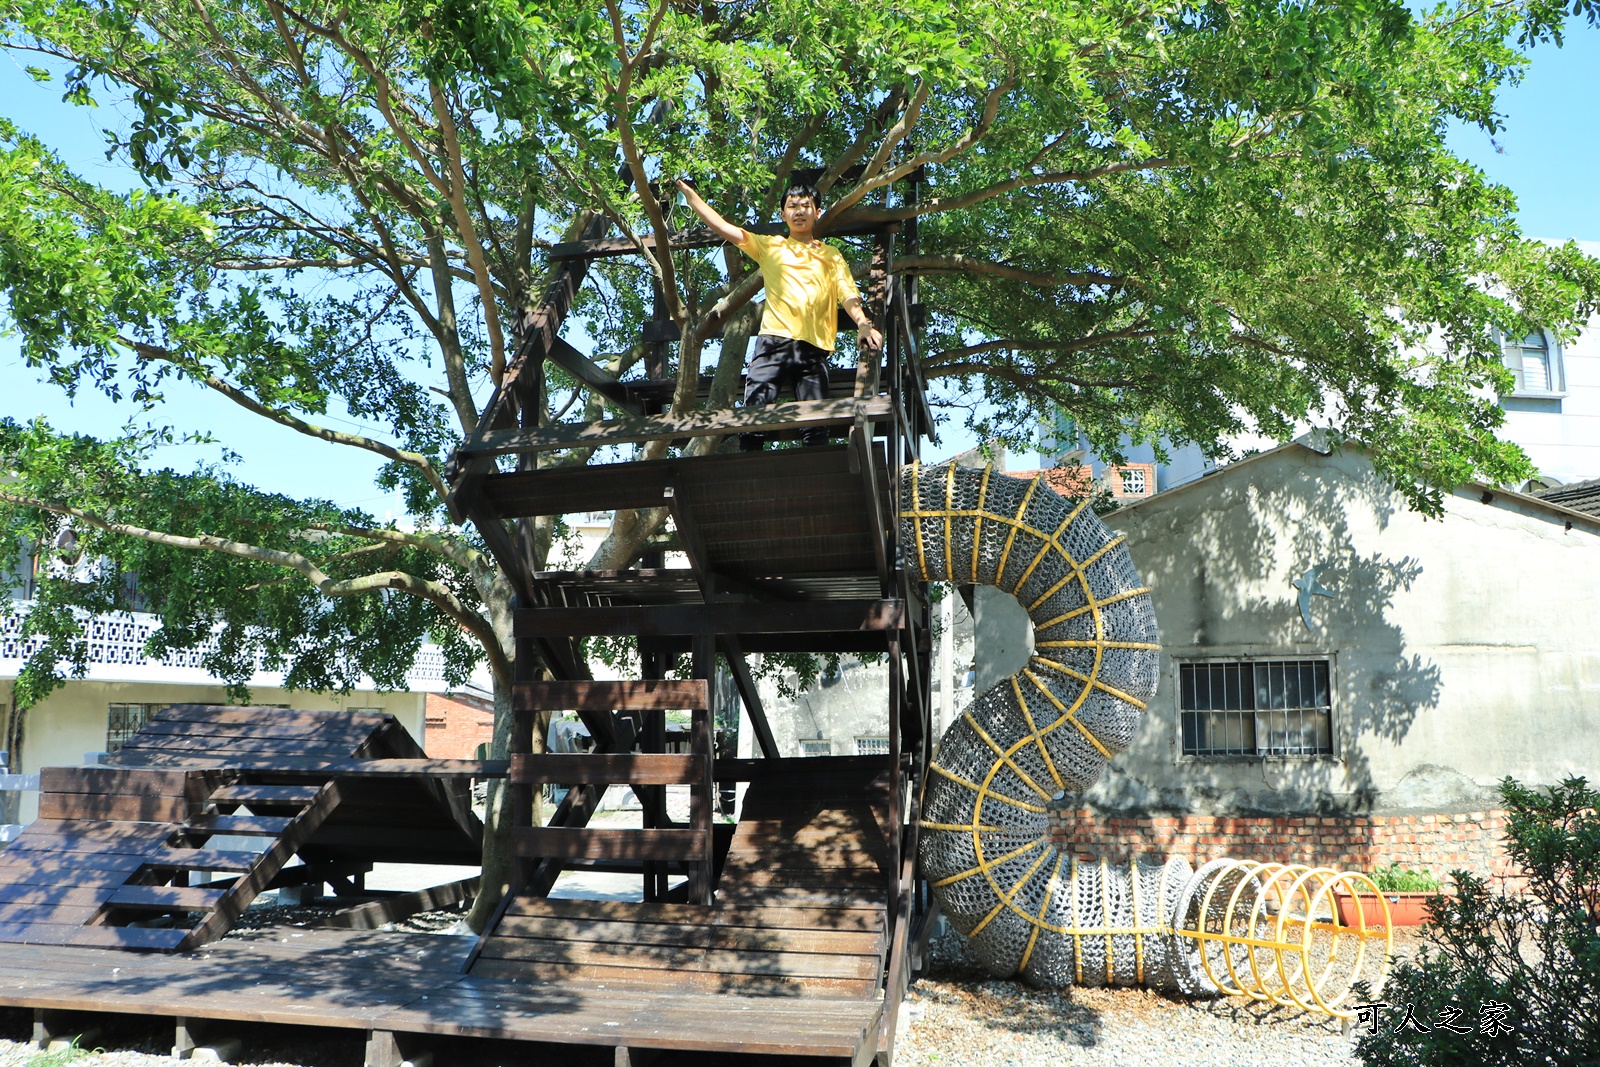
[0,189,939,1066]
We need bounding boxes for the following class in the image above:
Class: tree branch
[895,254,1127,289]
[0,489,511,686]
[128,340,452,503]
[430,81,508,382]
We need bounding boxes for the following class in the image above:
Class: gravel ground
[0,910,1424,1067]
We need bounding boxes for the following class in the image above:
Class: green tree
[2,0,1597,925]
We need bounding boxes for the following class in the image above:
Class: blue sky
[4,23,1599,510]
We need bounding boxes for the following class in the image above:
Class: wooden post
[690,634,716,906]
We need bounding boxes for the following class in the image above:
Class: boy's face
[781,193,820,236]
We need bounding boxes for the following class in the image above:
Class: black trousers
[741,335,832,450]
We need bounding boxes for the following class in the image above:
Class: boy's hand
[859,324,883,351]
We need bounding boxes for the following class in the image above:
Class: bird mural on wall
[1291,565,1336,630]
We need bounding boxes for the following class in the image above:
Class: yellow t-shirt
[736,231,861,352]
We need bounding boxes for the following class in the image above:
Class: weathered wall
[981,443,1600,819]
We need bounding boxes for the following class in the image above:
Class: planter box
[1334,890,1439,928]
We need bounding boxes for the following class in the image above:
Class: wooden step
[513,679,708,712]
[513,827,705,862]
[68,925,191,951]
[207,784,324,806]
[108,884,230,911]
[511,753,704,786]
[182,814,294,837]
[142,847,262,873]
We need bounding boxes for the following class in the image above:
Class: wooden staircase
[0,767,340,950]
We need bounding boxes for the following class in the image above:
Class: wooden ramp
[0,706,486,952]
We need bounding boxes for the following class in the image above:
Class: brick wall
[1060,809,1522,889]
[424,692,495,759]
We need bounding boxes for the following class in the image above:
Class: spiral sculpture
[903,463,1391,1015]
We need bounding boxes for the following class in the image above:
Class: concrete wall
[1502,258,1600,484]
[8,681,426,822]
[1007,442,1600,818]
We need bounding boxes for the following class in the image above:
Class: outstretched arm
[843,295,884,351]
[676,180,746,245]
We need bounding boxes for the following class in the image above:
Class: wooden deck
[0,927,883,1064]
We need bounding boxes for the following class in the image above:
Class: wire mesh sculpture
[902,463,1391,1015]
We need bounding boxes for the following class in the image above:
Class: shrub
[1354,776,1600,1067]
[1369,863,1440,893]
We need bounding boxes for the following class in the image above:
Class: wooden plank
[513,679,708,712]
[135,758,508,779]
[0,885,118,908]
[37,766,196,796]
[181,814,293,836]
[142,847,262,872]
[512,827,703,862]
[35,792,187,823]
[511,753,703,786]
[66,926,191,951]
[0,902,102,925]
[501,896,885,931]
[152,705,378,728]
[107,884,228,910]
[466,958,875,998]
[315,877,480,931]
[130,718,378,742]
[118,735,359,756]
[489,914,883,955]
[475,936,882,980]
[207,784,324,805]
[514,599,904,638]
[461,396,892,459]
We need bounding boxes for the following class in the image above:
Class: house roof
[1084,435,1600,537]
[1005,467,1096,496]
[1534,476,1600,518]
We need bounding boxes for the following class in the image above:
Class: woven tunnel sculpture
[901,464,1392,1013]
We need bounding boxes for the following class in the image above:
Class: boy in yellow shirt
[676,179,882,449]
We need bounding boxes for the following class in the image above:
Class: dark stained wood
[513,827,703,861]
[108,884,227,910]
[512,753,704,786]
[461,396,891,459]
[315,877,480,931]
[513,599,904,638]
[207,784,325,806]
[513,679,708,711]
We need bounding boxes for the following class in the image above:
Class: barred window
[106,703,160,753]
[854,737,891,757]
[1179,660,1332,758]
[800,739,832,757]
[1119,468,1147,496]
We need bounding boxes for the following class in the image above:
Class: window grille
[854,737,890,757]
[106,703,160,753]
[1119,468,1148,496]
[800,739,831,757]
[1179,660,1332,758]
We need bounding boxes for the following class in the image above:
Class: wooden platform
[0,926,883,1064]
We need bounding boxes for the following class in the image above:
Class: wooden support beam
[514,679,709,711]
[462,396,891,459]
[316,877,479,931]
[513,827,704,861]
[511,753,704,786]
[547,337,645,415]
[719,635,779,760]
[514,599,904,638]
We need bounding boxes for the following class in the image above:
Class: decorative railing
[1,602,459,690]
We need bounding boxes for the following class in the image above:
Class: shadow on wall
[1090,447,1447,816]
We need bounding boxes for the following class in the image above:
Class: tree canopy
[3,0,1599,912]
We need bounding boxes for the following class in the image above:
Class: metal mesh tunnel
[900,464,1391,1012]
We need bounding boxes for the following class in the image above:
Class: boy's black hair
[782,182,823,210]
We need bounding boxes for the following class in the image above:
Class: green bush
[1369,863,1441,893]
[1354,776,1600,1067]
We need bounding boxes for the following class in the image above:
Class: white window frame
[799,739,832,757]
[854,736,890,757]
[1175,656,1337,761]
[1501,328,1566,398]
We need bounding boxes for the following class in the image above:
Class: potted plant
[1334,864,1443,927]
